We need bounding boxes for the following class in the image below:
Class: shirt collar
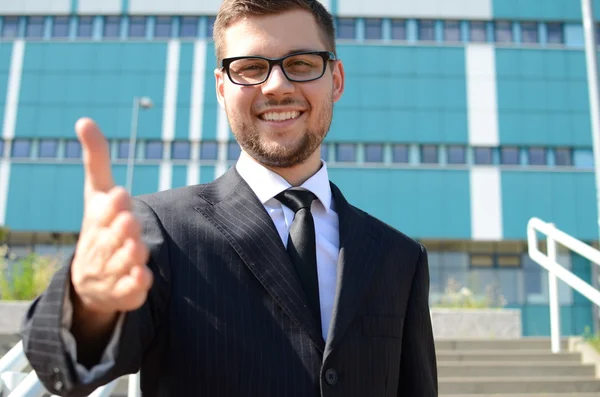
[235,150,332,212]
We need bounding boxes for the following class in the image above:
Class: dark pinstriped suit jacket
[22,167,437,397]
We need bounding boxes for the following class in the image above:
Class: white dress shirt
[235,151,340,341]
[62,150,340,382]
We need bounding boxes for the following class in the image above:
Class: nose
[261,65,295,97]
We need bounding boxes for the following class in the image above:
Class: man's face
[216,9,344,168]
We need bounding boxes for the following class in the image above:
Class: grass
[0,251,59,300]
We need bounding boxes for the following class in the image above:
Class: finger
[104,237,149,276]
[130,264,153,292]
[83,186,131,230]
[109,211,142,246]
[76,117,114,194]
[112,267,153,310]
[80,212,141,268]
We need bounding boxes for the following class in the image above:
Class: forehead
[223,9,328,58]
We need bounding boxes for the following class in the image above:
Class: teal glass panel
[328,168,470,238]
[332,45,467,143]
[501,172,597,240]
[17,42,167,139]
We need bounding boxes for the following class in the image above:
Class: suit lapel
[325,183,385,359]
[194,168,325,352]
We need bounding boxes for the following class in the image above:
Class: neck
[249,150,322,187]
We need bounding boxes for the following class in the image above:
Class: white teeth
[261,111,300,122]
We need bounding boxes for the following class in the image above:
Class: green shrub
[583,326,600,352]
[0,249,59,300]
[432,277,507,309]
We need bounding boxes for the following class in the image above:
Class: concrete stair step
[439,376,600,394]
[438,362,595,377]
[436,350,582,363]
[436,338,570,351]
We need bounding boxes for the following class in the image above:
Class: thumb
[76,118,115,194]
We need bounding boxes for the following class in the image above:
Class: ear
[331,60,345,103]
[215,68,226,109]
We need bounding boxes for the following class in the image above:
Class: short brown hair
[213,0,336,65]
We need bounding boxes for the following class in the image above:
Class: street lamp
[126,96,154,194]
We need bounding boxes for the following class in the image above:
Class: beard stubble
[226,94,333,168]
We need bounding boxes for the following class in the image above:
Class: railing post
[128,372,141,397]
[547,223,561,353]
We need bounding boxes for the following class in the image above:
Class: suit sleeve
[398,244,438,397]
[21,198,171,397]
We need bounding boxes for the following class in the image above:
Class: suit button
[325,368,338,385]
[54,380,63,392]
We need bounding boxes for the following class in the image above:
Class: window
[154,16,172,38]
[38,140,58,158]
[2,17,19,38]
[521,22,538,43]
[365,144,383,163]
[470,21,486,42]
[470,254,493,268]
[474,147,492,165]
[501,147,519,165]
[104,16,121,38]
[172,141,190,160]
[365,19,382,40]
[26,16,44,39]
[200,142,218,160]
[320,144,329,161]
[129,16,147,38]
[392,144,409,163]
[206,16,216,38]
[336,144,356,162]
[418,20,435,41]
[227,142,241,160]
[52,16,69,38]
[528,147,546,166]
[495,21,512,43]
[12,140,30,158]
[118,141,131,159]
[65,140,82,159]
[547,23,563,44]
[391,19,406,40]
[497,254,521,268]
[78,16,93,38]
[573,149,594,169]
[555,148,572,166]
[447,146,466,164]
[145,141,163,160]
[444,21,461,42]
[337,18,355,39]
[421,145,438,164]
[180,17,198,38]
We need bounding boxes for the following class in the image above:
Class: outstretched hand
[70,118,153,316]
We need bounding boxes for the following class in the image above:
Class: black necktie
[275,188,322,330]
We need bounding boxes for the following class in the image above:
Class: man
[21,0,437,396]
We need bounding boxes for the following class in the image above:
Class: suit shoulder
[353,206,422,253]
[134,184,211,211]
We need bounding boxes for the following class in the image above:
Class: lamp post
[581,0,600,333]
[125,96,153,195]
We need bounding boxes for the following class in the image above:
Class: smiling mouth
[259,111,303,122]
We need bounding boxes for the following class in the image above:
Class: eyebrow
[237,49,325,58]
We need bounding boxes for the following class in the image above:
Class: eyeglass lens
[228,53,326,85]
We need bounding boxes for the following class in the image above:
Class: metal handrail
[527,217,600,353]
[0,341,140,397]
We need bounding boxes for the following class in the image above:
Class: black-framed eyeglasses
[221,51,337,86]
